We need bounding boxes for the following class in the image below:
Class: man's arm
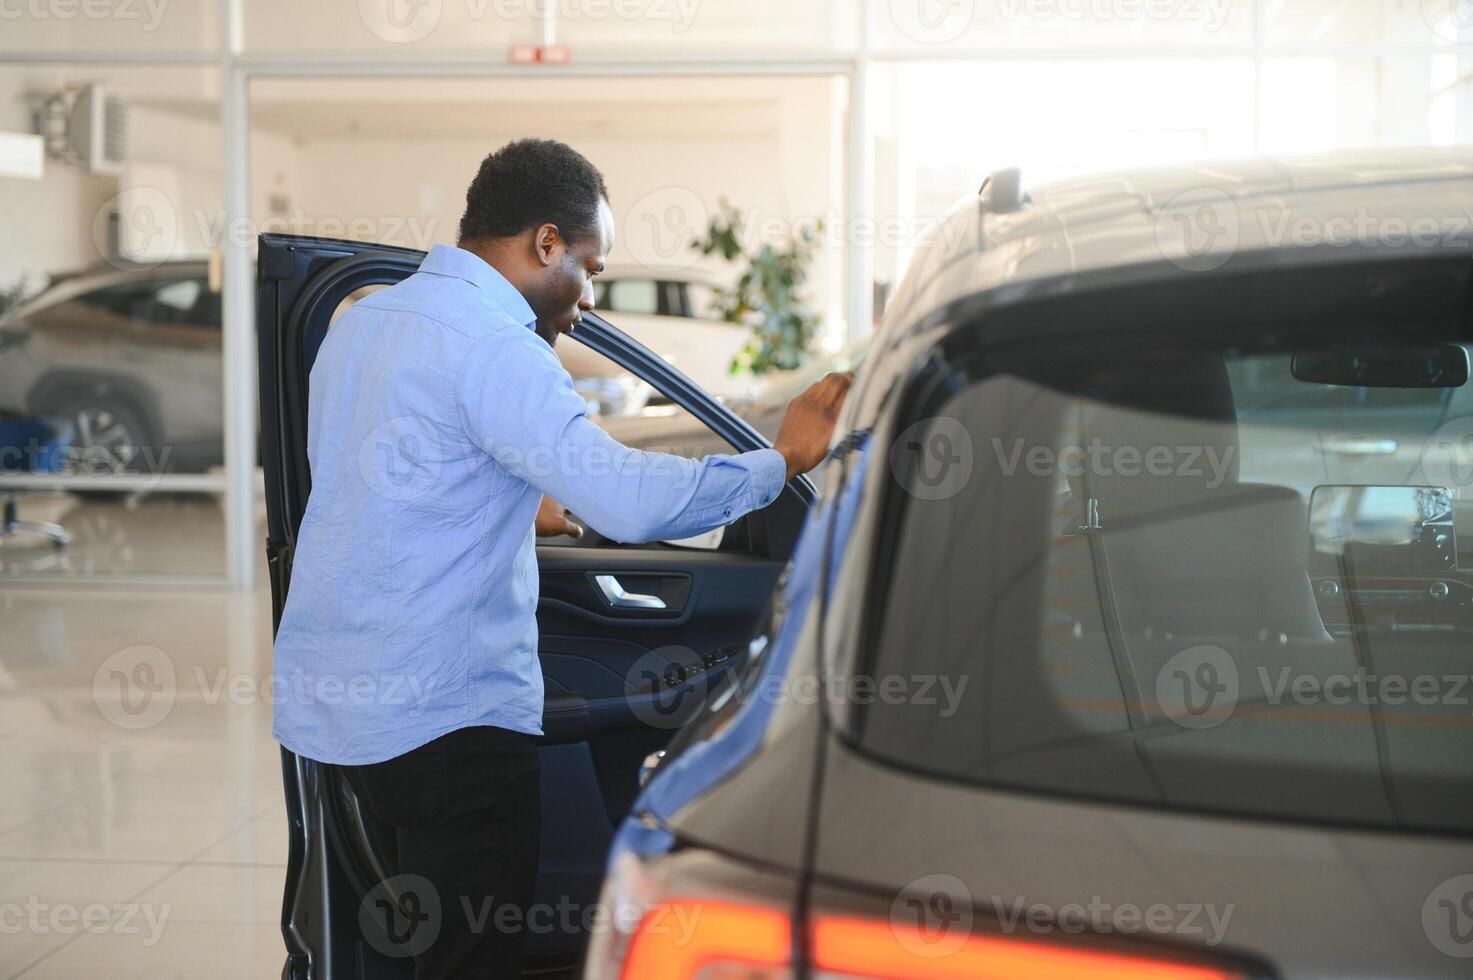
[459,329,848,544]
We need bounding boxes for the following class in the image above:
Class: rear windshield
[857,302,1473,833]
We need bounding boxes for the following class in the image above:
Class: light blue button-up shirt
[272,244,787,765]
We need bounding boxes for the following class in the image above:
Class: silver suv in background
[0,260,222,474]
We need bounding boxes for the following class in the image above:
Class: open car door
[256,234,813,979]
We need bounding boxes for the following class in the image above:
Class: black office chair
[0,416,74,548]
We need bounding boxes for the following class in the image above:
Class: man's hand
[772,371,854,481]
[535,496,584,538]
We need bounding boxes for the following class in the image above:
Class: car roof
[883,147,1473,338]
[46,258,210,284]
[2,259,213,322]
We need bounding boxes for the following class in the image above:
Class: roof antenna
[979,167,1025,214]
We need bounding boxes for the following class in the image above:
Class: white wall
[0,69,115,291]
[253,76,846,336]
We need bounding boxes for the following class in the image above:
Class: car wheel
[58,396,156,476]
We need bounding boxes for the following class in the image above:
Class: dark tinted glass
[859,332,1473,833]
[80,277,211,326]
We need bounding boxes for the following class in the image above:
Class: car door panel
[257,233,810,975]
[528,545,785,953]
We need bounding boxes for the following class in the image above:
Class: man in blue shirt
[273,139,849,978]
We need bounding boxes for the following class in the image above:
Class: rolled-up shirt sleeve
[457,327,787,543]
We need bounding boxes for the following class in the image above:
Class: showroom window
[0,65,228,582]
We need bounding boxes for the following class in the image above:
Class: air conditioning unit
[40,83,127,176]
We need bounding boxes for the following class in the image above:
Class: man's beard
[534,321,560,348]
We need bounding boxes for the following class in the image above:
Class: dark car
[262,149,1473,980]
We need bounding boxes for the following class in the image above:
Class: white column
[222,0,257,589]
[845,3,874,341]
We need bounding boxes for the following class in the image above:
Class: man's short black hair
[457,138,609,244]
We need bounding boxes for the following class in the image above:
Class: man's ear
[532,222,563,268]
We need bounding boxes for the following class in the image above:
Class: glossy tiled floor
[0,491,246,581]
[0,580,287,979]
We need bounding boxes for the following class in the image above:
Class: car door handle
[593,574,667,610]
[1322,436,1398,456]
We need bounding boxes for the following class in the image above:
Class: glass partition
[0,65,228,580]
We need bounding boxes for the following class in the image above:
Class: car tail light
[589,850,1243,980]
[583,851,797,980]
[810,915,1242,980]
[620,900,790,979]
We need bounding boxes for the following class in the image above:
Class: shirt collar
[419,244,537,331]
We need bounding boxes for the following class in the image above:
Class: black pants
[343,725,542,980]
